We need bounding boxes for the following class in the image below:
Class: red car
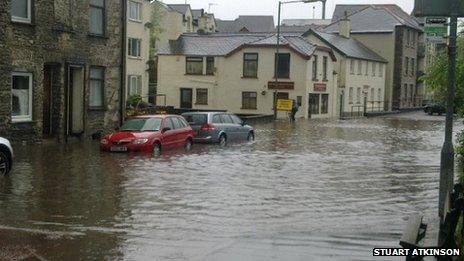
[100,115,195,155]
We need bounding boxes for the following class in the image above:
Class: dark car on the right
[182,112,255,146]
[424,103,446,115]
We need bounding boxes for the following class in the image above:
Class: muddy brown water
[0,112,461,260]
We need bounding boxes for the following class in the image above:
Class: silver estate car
[182,112,255,146]
[0,137,13,175]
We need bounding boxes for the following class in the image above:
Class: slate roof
[304,29,387,63]
[278,24,323,33]
[167,4,190,15]
[281,19,331,27]
[158,33,328,60]
[328,5,422,32]
[237,16,275,32]
[216,20,249,33]
[192,9,204,21]
[216,16,275,33]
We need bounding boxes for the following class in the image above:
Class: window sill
[88,34,109,39]
[242,76,258,79]
[195,103,208,106]
[129,19,143,23]
[185,73,206,76]
[241,108,257,110]
[88,107,106,112]
[312,79,319,82]
[128,56,143,60]
[12,119,34,124]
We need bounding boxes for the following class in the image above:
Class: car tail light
[201,123,216,131]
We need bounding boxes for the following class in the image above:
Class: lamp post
[274,0,326,120]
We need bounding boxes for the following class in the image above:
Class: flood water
[0,112,461,261]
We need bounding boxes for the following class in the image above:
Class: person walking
[290,100,299,122]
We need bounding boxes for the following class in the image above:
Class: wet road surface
[0,112,461,260]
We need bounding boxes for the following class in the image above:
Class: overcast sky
[162,0,414,21]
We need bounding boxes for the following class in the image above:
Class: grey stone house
[326,4,424,111]
[0,0,125,142]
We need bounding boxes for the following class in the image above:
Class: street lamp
[273,0,326,120]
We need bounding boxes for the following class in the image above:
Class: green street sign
[425,26,447,35]
[414,0,464,17]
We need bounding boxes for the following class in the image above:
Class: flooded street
[0,112,461,261]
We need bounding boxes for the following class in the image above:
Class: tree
[149,1,166,60]
[422,25,464,114]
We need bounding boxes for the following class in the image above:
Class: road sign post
[414,0,458,221]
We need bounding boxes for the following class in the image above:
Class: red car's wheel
[184,139,193,151]
[153,142,161,156]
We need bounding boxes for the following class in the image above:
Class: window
[357,60,362,75]
[378,88,382,101]
[12,72,33,122]
[230,114,243,125]
[220,114,234,124]
[321,94,329,114]
[356,87,361,104]
[323,56,328,81]
[170,117,183,130]
[370,88,375,101]
[312,55,318,80]
[297,96,302,106]
[163,117,175,130]
[212,115,222,124]
[90,67,104,108]
[90,0,105,36]
[403,83,408,101]
[365,61,369,76]
[186,57,203,75]
[128,38,142,57]
[206,57,215,75]
[243,53,258,78]
[242,92,257,109]
[411,58,415,76]
[128,75,142,96]
[11,0,32,23]
[372,62,376,76]
[404,57,409,75]
[412,33,416,47]
[129,1,142,22]
[407,30,411,46]
[196,88,208,105]
[349,87,353,104]
[275,53,290,79]
[350,59,355,74]
[410,84,415,102]
[379,63,384,77]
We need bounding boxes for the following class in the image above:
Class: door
[161,117,177,149]
[220,114,237,141]
[68,66,85,135]
[43,66,53,137]
[309,94,320,117]
[230,114,248,140]
[180,88,193,109]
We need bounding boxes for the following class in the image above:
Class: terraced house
[326,4,424,111]
[157,33,338,119]
[0,0,124,142]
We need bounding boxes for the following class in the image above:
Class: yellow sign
[277,99,293,111]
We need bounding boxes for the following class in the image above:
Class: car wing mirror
[162,127,171,133]
[115,126,120,131]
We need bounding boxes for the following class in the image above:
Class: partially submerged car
[0,137,13,175]
[100,115,195,155]
[182,112,255,146]
[423,103,446,115]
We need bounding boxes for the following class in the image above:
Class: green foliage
[127,94,143,108]
[422,24,464,113]
[149,1,166,60]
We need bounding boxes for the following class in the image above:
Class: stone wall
[0,0,123,142]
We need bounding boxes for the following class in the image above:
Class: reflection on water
[0,112,460,260]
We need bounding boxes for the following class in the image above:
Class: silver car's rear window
[183,114,208,126]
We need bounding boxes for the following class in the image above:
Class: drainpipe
[120,0,127,126]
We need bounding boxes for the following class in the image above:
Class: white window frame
[11,0,32,24]
[11,72,33,122]
[128,38,142,58]
[128,1,142,22]
[128,75,142,96]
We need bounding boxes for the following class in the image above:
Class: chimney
[339,11,351,38]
